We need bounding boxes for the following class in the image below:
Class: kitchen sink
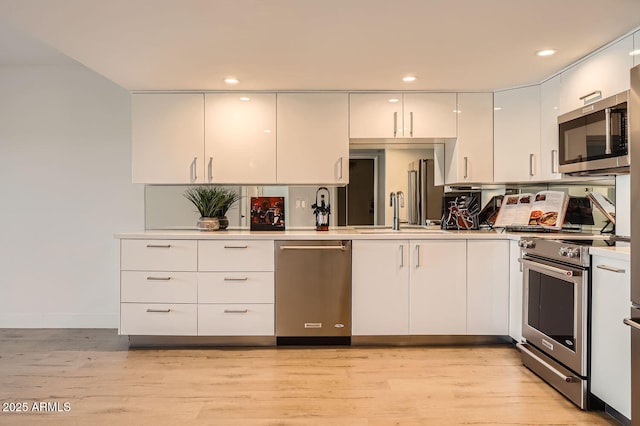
[355,227,448,235]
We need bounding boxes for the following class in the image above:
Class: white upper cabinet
[634,30,640,67]
[132,93,205,184]
[276,93,349,184]
[205,93,277,184]
[440,92,494,184]
[539,75,562,181]
[559,35,633,115]
[493,86,541,183]
[349,93,456,139]
[402,93,457,138]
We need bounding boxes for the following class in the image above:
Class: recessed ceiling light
[537,49,556,57]
[494,107,502,111]
[388,98,400,103]
[453,109,462,114]
[630,49,640,56]
[224,77,239,85]
[402,76,416,82]
[239,97,250,101]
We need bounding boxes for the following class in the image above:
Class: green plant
[183,186,241,218]
[183,186,225,218]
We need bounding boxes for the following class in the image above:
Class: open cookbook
[493,190,569,229]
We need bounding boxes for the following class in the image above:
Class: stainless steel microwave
[557,91,629,175]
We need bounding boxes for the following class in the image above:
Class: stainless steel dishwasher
[275,240,351,344]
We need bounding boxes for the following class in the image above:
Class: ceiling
[1,0,640,92]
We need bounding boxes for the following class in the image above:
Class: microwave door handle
[605,107,612,155]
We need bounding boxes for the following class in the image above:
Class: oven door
[520,256,588,376]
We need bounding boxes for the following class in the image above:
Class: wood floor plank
[0,330,618,425]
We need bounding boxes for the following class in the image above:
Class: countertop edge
[590,246,631,261]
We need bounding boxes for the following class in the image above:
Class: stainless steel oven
[517,237,591,409]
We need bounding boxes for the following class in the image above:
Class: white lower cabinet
[352,240,410,335]
[198,304,274,336]
[409,240,467,334]
[466,240,510,335]
[120,303,197,336]
[508,240,523,342]
[591,255,631,419]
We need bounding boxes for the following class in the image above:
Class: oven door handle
[516,343,578,383]
[518,258,581,278]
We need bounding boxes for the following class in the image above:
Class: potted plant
[183,186,241,231]
[212,188,241,230]
[183,186,225,231]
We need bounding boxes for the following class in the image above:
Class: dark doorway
[338,158,375,226]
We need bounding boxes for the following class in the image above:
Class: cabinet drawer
[121,271,197,303]
[121,239,197,271]
[198,304,274,336]
[120,303,197,335]
[198,272,274,303]
[198,240,274,271]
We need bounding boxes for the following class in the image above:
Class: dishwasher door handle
[279,245,347,251]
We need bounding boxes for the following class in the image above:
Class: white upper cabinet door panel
[539,75,562,181]
[205,93,277,184]
[560,35,633,115]
[403,93,457,138]
[276,93,349,184]
[349,93,403,139]
[493,86,541,183]
[132,93,204,184]
[634,30,640,67]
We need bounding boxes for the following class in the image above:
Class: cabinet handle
[624,318,640,331]
[208,157,213,181]
[579,90,602,103]
[191,157,198,181]
[224,309,248,314]
[399,244,404,268]
[146,244,171,248]
[338,157,343,180]
[463,156,469,179]
[146,276,171,281]
[224,277,249,281]
[415,244,420,268]
[146,308,171,313]
[529,153,535,176]
[605,107,612,155]
[393,111,398,137]
[551,150,559,174]
[224,245,248,249]
[596,264,626,273]
[410,111,414,137]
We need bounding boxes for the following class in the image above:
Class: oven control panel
[518,239,536,249]
[559,247,581,259]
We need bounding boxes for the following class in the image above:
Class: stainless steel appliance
[517,237,596,409]
[275,240,351,344]
[407,159,443,225]
[626,64,640,426]
[558,91,629,175]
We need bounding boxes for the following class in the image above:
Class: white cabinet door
[467,240,509,335]
[539,75,562,181]
[409,240,467,334]
[205,93,277,184]
[276,93,349,184]
[591,255,631,419]
[508,240,523,342]
[494,86,541,183]
[560,35,633,115]
[352,240,410,335]
[403,93,457,138]
[634,30,640,67]
[349,93,402,139]
[132,93,204,184]
[441,92,493,184]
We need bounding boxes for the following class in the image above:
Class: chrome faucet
[390,191,404,230]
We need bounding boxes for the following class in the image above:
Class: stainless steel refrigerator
[628,64,640,426]
[407,159,443,225]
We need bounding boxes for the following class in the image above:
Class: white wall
[0,64,143,327]
[615,174,631,237]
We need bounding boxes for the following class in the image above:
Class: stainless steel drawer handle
[146,244,171,248]
[224,309,248,314]
[516,343,577,383]
[596,264,626,273]
[623,318,640,331]
[146,308,171,313]
[224,277,249,281]
[224,245,248,249]
[305,323,322,329]
[279,245,346,250]
[146,276,171,281]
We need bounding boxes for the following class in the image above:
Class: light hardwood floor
[0,329,617,425]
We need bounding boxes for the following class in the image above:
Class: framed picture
[250,197,285,231]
